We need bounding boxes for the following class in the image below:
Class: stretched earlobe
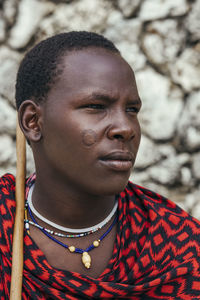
[18,100,43,143]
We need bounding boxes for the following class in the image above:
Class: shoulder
[125,181,200,276]
[0,173,16,221]
[0,174,16,255]
[124,180,200,231]
[0,173,16,206]
[0,173,15,190]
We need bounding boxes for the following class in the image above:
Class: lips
[99,151,134,171]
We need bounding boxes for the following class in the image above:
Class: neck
[31,171,115,229]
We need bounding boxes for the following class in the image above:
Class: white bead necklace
[27,184,118,234]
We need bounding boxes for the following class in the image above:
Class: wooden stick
[10,121,26,300]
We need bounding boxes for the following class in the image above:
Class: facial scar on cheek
[82,129,97,146]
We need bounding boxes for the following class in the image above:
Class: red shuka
[0,173,200,299]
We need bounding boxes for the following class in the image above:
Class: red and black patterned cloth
[0,173,200,299]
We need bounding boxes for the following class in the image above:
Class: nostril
[114,134,123,139]
[107,124,135,141]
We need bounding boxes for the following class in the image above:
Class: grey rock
[8,141,35,174]
[106,12,142,44]
[130,169,149,185]
[39,0,111,37]
[135,135,162,169]
[170,45,200,92]
[0,96,16,135]
[180,167,194,187]
[0,165,16,177]
[135,179,170,198]
[26,144,35,175]
[177,154,194,187]
[139,0,189,21]
[177,153,191,166]
[0,46,21,105]
[117,42,146,71]
[142,20,186,70]
[117,0,141,18]
[183,127,200,152]
[0,135,15,164]
[177,91,200,151]
[130,172,170,197]
[132,143,178,188]
[148,156,180,185]
[192,152,200,180]
[192,203,200,220]
[105,13,146,71]
[136,67,183,141]
[186,0,200,42]
[157,144,176,159]
[8,0,55,49]
[184,189,200,219]
[0,14,6,42]
[184,193,197,211]
[2,0,18,26]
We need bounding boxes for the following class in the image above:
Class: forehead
[49,48,139,100]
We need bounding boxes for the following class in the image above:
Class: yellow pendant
[82,252,91,269]
[68,246,75,253]
[93,240,100,247]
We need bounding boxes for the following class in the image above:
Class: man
[0,31,200,299]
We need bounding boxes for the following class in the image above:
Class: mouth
[99,151,134,172]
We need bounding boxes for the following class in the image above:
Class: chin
[94,173,130,196]
[107,182,129,195]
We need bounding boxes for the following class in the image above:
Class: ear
[18,100,43,143]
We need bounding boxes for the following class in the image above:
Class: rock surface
[117,0,141,18]
[0,13,6,42]
[177,91,200,151]
[170,46,200,92]
[2,0,18,26]
[0,46,21,105]
[139,0,189,21]
[105,13,146,70]
[186,0,200,42]
[149,156,180,186]
[0,135,15,164]
[39,0,111,38]
[142,20,186,71]
[8,0,55,49]
[0,96,16,135]
[135,135,162,169]
[136,67,183,141]
[192,153,200,181]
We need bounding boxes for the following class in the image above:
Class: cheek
[81,129,97,147]
[136,123,142,148]
[137,121,141,139]
[133,120,141,149]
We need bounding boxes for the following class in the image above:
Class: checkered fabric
[0,173,200,299]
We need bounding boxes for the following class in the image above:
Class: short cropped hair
[15,31,120,110]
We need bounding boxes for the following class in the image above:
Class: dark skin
[19,48,142,277]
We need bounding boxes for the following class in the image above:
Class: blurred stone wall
[0,0,199,216]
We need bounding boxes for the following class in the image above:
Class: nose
[106,114,136,141]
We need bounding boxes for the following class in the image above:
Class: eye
[126,106,140,113]
[85,104,105,110]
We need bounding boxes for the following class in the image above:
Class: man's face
[39,48,141,196]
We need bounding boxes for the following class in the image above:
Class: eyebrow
[82,92,142,105]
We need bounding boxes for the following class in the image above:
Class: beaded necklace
[25,201,117,269]
[27,183,118,235]
[25,218,95,238]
